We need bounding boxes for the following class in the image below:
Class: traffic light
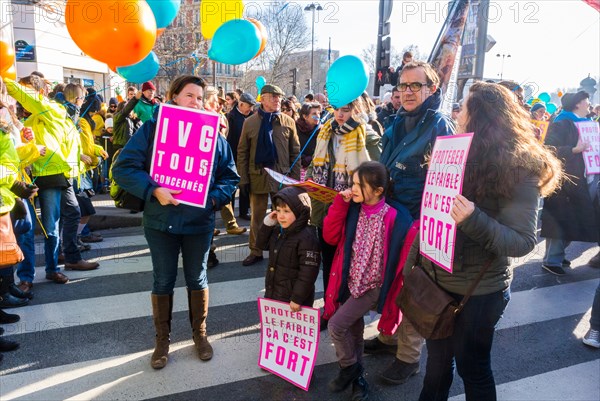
[289,68,298,95]
[380,36,391,68]
[305,79,311,91]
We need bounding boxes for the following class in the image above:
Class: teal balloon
[117,51,160,84]
[546,102,557,114]
[326,55,368,109]
[256,76,266,92]
[146,0,181,29]
[538,92,551,103]
[208,19,261,65]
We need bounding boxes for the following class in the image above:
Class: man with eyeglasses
[237,85,301,266]
[372,61,456,386]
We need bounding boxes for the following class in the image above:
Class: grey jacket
[404,169,539,296]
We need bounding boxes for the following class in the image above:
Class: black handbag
[397,257,493,340]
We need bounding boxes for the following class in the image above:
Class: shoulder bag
[397,257,493,340]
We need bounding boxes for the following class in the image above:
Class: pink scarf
[349,197,389,298]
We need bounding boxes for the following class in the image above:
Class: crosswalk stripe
[12,273,322,332]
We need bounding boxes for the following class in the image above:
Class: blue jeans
[37,187,62,273]
[61,183,82,263]
[16,198,36,282]
[591,281,600,331]
[419,288,511,401]
[144,227,212,295]
[543,238,571,267]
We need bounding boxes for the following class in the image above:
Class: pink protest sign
[149,104,220,208]
[575,121,600,175]
[258,298,320,391]
[420,133,474,273]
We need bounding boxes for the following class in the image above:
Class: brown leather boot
[150,293,173,369]
[188,288,213,361]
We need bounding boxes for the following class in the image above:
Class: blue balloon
[538,92,551,103]
[208,19,261,65]
[146,0,181,29]
[256,75,266,91]
[546,102,557,114]
[326,55,368,109]
[117,51,160,84]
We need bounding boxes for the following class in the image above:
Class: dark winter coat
[113,97,141,147]
[376,102,397,130]
[256,187,321,306]
[295,118,319,168]
[226,106,253,161]
[541,115,600,242]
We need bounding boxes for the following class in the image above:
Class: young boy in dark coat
[256,187,321,311]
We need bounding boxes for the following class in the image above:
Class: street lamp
[304,2,323,93]
[496,53,511,80]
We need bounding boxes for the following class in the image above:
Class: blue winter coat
[380,94,455,219]
[112,113,240,235]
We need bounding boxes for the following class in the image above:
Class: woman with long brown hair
[414,81,562,401]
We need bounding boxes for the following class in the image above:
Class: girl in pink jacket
[322,161,415,401]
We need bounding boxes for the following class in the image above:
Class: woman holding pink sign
[410,82,562,401]
[112,75,239,370]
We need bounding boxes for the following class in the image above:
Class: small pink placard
[257,298,320,391]
[149,104,220,208]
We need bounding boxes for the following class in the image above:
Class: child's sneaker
[583,329,600,348]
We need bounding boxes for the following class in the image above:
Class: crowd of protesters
[1,60,599,401]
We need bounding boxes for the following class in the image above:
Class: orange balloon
[1,65,17,81]
[65,0,157,66]
[247,18,268,58]
[0,41,16,73]
[557,91,563,98]
[157,28,166,38]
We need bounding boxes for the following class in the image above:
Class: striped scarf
[311,118,370,191]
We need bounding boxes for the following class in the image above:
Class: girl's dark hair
[167,75,206,101]
[354,161,392,199]
[462,82,562,199]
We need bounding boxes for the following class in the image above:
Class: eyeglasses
[76,96,85,101]
[398,82,429,92]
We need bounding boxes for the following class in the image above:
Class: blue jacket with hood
[380,90,455,219]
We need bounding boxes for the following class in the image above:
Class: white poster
[420,133,474,273]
